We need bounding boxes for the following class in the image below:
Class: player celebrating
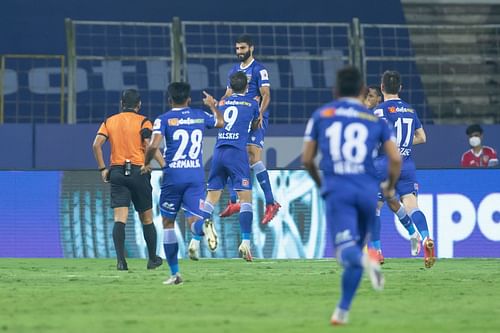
[219,34,281,225]
[144,82,223,285]
[374,70,435,268]
[198,71,260,261]
[302,66,401,325]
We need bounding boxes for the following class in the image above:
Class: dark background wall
[0,0,406,54]
[3,124,499,169]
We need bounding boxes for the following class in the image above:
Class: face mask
[469,136,481,147]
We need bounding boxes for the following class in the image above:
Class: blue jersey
[304,98,393,195]
[153,107,216,185]
[215,94,259,151]
[374,98,422,161]
[227,59,270,105]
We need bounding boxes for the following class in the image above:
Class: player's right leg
[247,123,280,224]
[161,217,182,285]
[387,198,421,256]
[401,193,435,268]
[369,199,385,264]
[182,183,211,261]
[201,190,222,252]
[159,184,184,283]
[110,169,131,270]
[131,169,162,269]
[325,190,369,325]
[236,190,253,262]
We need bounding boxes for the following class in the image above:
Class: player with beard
[218,34,281,225]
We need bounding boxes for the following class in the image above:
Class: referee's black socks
[142,223,158,260]
[113,221,126,263]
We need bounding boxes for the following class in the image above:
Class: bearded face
[235,43,252,62]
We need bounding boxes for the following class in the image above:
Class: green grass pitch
[1,258,499,333]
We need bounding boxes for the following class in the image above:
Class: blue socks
[163,228,179,275]
[201,201,215,219]
[190,220,205,237]
[240,202,253,240]
[410,209,430,240]
[395,205,416,235]
[370,209,381,251]
[252,161,274,205]
[338,246,363,311]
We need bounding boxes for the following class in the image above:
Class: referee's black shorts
[109,165,152,213]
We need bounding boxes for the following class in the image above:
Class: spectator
[461,124,498,167]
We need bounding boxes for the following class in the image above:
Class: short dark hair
[121,89,141,110]
[236,34,253,47]
[168,82,191,104]
[230,71,248,93]
[368,85,382,98]
[382,70,401,94]
[336,66,363,97]
[466,124,483,136]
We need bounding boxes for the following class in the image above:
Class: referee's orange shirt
[97,111,153,166]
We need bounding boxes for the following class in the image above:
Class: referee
[92,89,164,271]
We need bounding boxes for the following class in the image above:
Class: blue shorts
[207,146,252,191]
[324,180,378,250]
[247,114,268,149]
[159,182,205,219]
[396,167,419,197]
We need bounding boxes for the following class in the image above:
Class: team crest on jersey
[388,106,397,113]
[153,118,162,130]
[259,69,269,80]
[168,118,179,126]
[320,108,335,117]
[242,178,250,187]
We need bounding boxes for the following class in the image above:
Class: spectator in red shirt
[461,124,498,167]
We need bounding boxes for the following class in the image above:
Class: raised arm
[203,91,224,128]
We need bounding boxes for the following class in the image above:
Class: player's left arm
[92,134,109,183]
[413,127,426,145]
[257,85,271,128]
[144,132,163,169]
[302,118,321,187]
[302,140,321,187]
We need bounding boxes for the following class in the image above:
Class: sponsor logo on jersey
[168,118,179,126]
[388,106,414,113]
[199,199,205,210]
[320,108,335,117]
